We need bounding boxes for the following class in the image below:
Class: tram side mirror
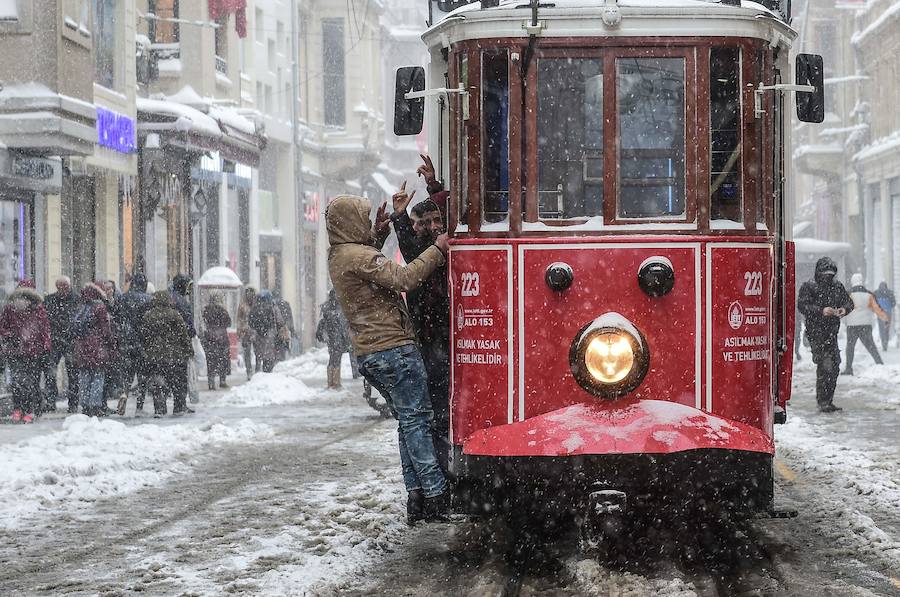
[394,66,426,136]
[796,54,825,123]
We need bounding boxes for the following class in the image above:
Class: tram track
[0,416,388,590]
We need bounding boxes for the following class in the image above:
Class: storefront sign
[96,106,136,153]
[13,156,56,180]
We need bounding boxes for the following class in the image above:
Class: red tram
[394,0,825,533]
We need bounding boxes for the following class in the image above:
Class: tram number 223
[744,271,763,296]
[461,272,480,297]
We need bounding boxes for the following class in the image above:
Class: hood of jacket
[326,195,372,247]
[150,290,174,309]
[172,273,192,296]
[814,257,838,284]
[7,287,43,311]
[81,283,106,302]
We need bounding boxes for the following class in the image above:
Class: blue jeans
[357,344,447,498]
[78,370,106,411]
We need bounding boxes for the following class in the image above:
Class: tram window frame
[481,50,511,226]
[533,54,605,221]
[709,46,744,225]
[455,51,470,229]
[613,54,689,221]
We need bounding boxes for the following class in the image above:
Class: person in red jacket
[73,283,117,417]
[0,280,51,423]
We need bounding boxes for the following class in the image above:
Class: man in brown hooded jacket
[326,194,450,523]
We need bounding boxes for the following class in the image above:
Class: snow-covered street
[0,346,898,596]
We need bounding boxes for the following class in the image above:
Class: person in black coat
[43,276,80,413]
[797,257,854,412]
[202,293,232,390]
[389,159,451,460]
[117,274,153,414]
[170,273,196,338]
[316,289,351,389]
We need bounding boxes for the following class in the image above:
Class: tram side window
[537,58,604,219]
[482,51,509,224]
[616,57,686,219]
[457,53,469,226]
[710,47,743,222]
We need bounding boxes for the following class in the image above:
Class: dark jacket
[0,286,52,358]
[141,291,194,366]
[392,197,450,348]
[202,302,232,349]
[249,292,285,362]
[118,288,153,357]
[797,257,854,343]
[44,290,79,349]
[316,294,351,353]
[73,284,117,369]
[275,298,294,334]
[170,274,196,338]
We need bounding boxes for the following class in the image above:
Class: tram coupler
[579,488,627,552]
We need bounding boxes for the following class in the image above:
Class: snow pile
[0,415,273,528]
[215,370,319,408]
[568,558,698,596]
[776,415,900,567]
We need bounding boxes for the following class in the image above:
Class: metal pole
[290,0,307,350]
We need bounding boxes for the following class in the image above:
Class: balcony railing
[215,55,227,75]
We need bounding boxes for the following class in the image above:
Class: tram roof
[423,0,796,49]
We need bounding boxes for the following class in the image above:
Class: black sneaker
[819,404,843,413]
[423,491,451,522]
[406,489,426,525]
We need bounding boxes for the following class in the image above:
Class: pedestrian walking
[873,282,896,351]
[842,273,888,375]
[170,274,196,338]
[237,287,257,380]
[797,257,854,413]
[326,193,451,523]
[248,290,287,373]
[73,283,116,418]
[273,291,295,362]
[316,289,351,389]
[44,276,80,413]
[140,291,194,417]
[101,280,126,410]
[117,274,153,415]
[202,293,232,390]
[0,281,51,423]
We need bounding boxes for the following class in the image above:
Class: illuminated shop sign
[96,106,136,153]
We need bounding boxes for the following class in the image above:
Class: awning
[137,97,264,166]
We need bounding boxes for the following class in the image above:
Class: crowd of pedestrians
[1,269,300,424]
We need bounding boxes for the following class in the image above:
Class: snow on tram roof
[426,0,792,41]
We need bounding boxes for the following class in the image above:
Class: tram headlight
[570,313,649,398]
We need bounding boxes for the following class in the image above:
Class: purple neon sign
[96,106,136,154]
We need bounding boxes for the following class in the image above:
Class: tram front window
[537,58,604,219]
[616,57,686,219]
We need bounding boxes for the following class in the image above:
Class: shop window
[0,200,33,297]
[710,47,742,222]
[616,57,686,219]
[537,58,603,219]
[322,18,346,128]
[482,51,509,224]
